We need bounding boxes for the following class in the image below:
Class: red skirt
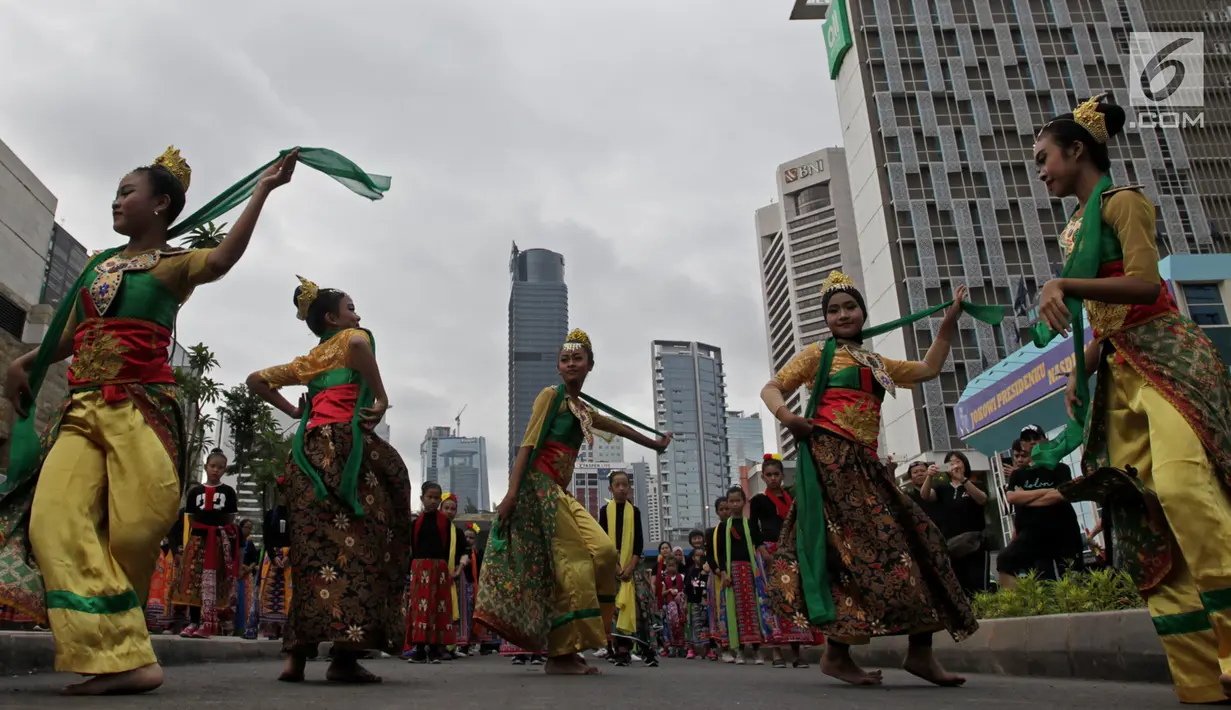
[405,559,456,646]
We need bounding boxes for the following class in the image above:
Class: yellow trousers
[1106,359,1231,704]
[29,391,182,674]
[547,494,618,658]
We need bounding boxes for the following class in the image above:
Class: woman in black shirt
[929,452,989,596]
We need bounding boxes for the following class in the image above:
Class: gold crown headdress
[563,328,592,352]
[295,275,319,320]
[820,270,856,297]
[1071,93,1109,144]
[153,145,192,191]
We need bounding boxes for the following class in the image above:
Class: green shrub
[971,568,1144,620]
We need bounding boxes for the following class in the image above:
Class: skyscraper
[725,410,766,493]
[579,433,625,465]
[508,243,569,468]
[421,426,490,512]
[756,147,861,458]
[652,341,729,543]
[631,460,653,550]
[790,0,1231,459]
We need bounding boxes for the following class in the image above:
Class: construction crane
[454,405,467,436]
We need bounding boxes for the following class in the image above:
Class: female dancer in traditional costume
[246,277,412,683]
[0,146,297,695]
[1032,94,1231,705]
[749,454,823,667]
[476,329,671,675]
[171,449,240,639]
[762,271,988,687]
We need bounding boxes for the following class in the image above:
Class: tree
[464,498,478,515]
[174,343,221,484]
[219,383,281,518]
[218,384,275,478]
[248,424,294,516]
[180,221,228,250]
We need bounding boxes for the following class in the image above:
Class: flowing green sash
[290,330,375,517]
[169,147,390,237]
[1027,175,1113,468]
[795,299,1004,625]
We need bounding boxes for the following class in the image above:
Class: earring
[155,210,161,216]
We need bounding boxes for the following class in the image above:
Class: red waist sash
[190,521,241,577]
[533,440,580,489]
[67,318,175,402]
[308,384,360,429]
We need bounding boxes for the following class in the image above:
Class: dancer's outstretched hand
[258,148,299,194]
[652,433,673,452]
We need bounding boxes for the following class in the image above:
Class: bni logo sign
[1129,32,1205,129]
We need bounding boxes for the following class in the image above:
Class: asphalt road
[2,654,1178,709]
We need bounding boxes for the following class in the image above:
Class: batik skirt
[767,431,979,643]
[405,558,457,646]
[662,594,686,649]
[707,574,730,647]
[764,541,824,646]
[283,424,412,653]
[685,600,709,645]
[457,576,475,643]
[499,639,545,656]
[235,571,258,638]
[145,549,175,632]
[728,560,776,646]
[169,525,239,635]
[258,547,292,631]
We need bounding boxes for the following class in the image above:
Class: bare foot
[820,648,882,686]
[1221,673,1231,699]
[903,647,966,687]
[279,654,307,683]
[62,664,164,696]
[544,654,601,675]
[326,661,382,684]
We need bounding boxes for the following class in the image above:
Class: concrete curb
[799,609,1170,684]
[1,632,283,676]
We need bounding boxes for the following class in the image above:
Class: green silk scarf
[1027,175,1113,468]
[795,298,1004,625]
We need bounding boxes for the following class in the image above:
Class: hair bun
[292,285,304,307]
[1098,96,1127,140]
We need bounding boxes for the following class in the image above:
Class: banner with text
[955,328,1094,439]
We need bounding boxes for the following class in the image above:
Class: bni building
[508,244,568,468]
[652,341,729,543]
[755,147,861,459]
[789,0,1231,463]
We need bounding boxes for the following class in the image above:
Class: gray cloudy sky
[1,1,841,502]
